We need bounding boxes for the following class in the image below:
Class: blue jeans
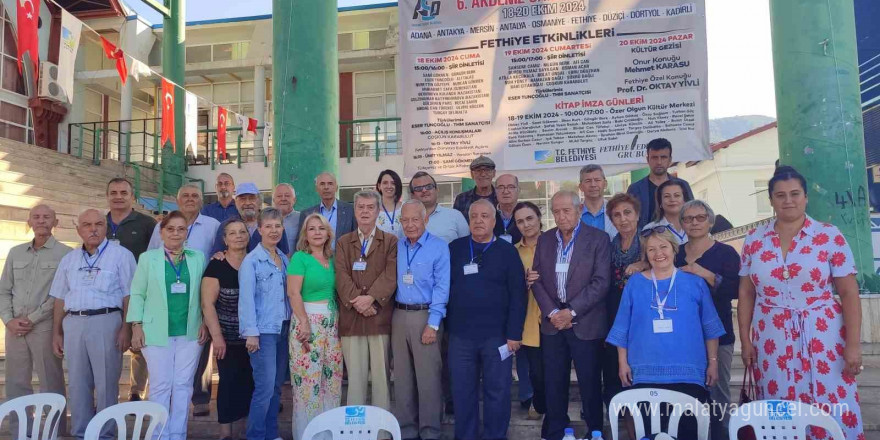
[247,322,290,440]
[449,334,512,440]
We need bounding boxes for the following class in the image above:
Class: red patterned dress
[739,216,863,439]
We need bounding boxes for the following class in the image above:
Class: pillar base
[28,97,68,150]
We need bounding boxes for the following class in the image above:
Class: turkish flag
[161,78,175,151]
[16,0,39,80]
[247,117,258,136]
[217,106,228,160]
[100,37,128,85]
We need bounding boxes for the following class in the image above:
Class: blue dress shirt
[201,201,239,223]
[396,232,450,328]
[148,213,220,262]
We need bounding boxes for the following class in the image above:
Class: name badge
[653,319,673,334]
[82,270,98,285]
[353,261,367,271]
[170,281,187,294]
[464,263,479,275]
[109,239,120,244]
[555,263,570,273]
[403,272,415,285]
[500,234,513,243]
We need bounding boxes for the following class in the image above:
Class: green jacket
[127,248,205,346]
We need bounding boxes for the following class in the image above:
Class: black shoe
[520,397,533,410]
[129,394,141,402]
[279,403,284,413]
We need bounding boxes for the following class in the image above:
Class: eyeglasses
[640,225,668,237]
[496,184,518,192]
[682,214,709,224]
[412,183,436,193]
[472,167,495,175]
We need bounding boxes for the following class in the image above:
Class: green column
[770,0,874,285]
[630,168,649,184]
[461,178,475,193]
[273,0,338,209]
[160,0,186,192]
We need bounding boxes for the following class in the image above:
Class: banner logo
[534,150,556,164]
[344,406,366,425]
[413,0,441,21]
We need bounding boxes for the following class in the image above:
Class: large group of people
[0,137,866,440]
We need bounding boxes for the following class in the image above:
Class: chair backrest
[83,401,168,440]
[609,388,710,440]
[728,400,845,439]
[0,393,66,440]
[301,406,401,440]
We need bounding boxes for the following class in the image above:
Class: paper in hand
[498,344,513,361]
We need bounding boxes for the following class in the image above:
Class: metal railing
[68,118,161,165]
[202,126,270,169]
[339,117,401,163]
[130,162,205,213]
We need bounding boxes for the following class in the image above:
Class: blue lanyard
[469,236,496,263]
[560,224,581,261]
[360,233,371,259]
[501,214,513,233]
[405,233,428,270]
[186,222,195,242]
[165,251,185,282]
[81,240,109,272]
[382,204,396,230]
[321,205,336,223]
[107,214,120,238]
[666,224,686,242]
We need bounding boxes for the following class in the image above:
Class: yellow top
[516,240,542,347]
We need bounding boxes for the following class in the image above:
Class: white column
[254,64,267,160]
[120,78,133,161]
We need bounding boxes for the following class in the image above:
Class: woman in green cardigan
[128,210,209,440]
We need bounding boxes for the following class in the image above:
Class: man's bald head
[75,209,107,249]
[28,204,58,238]
[315,172,338,204]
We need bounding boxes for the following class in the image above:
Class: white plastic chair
[301,405,401,440]
[609,388,710,440]
[83,401,167,440]
[0,393,66,440]
[729,400,845,439]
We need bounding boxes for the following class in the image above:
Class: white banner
[185,91,198,157]
[58,10,81,103]
[398,0,710,177]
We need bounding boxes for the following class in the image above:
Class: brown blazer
[531,225,611,341]
[334,228,398,337]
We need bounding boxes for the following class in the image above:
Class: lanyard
[501,213,513,233]
[321,205,336,224]
[560,224,581,262]
[469,236,496,263]
[81,240,109,272]
[165,251,185,282]
[360,233,372,259]
[651,268,677,320]
[666,224,686,242]
[186,221,196,242]
[382,204,396,230]
[405,233,428,271]
[107,214,120,238]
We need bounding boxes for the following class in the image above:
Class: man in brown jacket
[335,190,398,410]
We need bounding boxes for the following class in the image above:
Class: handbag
[737,364,758,440]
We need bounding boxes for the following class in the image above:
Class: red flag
[16,0,39,80]
[100,37,128,85]
[217,107,228,160]
[247,117,258,136]
[160,78,175,151]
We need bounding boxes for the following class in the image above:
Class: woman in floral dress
[738,166,864,439]
[287,214,343,440]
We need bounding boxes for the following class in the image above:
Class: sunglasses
[640,225,668,237]
[412,183,436,193]
[682,214,709,224]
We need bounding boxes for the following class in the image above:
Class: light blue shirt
[49,239,136,311]
[396,232,450,328]
[581,201,617,239]
[424,206,470,244]
[319,201,339,250]
[148,213,220,263]
[238,244,291,337]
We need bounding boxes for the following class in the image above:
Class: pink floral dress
[739,216,863,439]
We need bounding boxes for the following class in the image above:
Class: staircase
[0,138,171,269]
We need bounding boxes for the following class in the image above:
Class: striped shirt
[554,223,581,304]
[49,239,137,311]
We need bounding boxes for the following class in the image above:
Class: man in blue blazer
[295,172,356,251]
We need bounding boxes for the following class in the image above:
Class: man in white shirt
[408,172,469,244]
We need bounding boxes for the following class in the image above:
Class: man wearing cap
[210,182,290,255]
[452,155,498,222]
[201,173,238,223]
[105,177,155,402]
[296,172,355,250]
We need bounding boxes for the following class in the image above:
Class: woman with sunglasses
[642,178,693,244]
[606,227,724,439]
[675,200,740,440]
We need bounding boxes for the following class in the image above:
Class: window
[755,180,771,215]
[339,30,389,51]
[186,45,211,63]
[352,70,399,155]
[185,42,250,63]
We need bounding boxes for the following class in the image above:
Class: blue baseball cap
[235,182,260,197]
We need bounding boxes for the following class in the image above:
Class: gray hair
[495,174,519,186]
[353,190,381,206]
[314,172,337,184]
[177,183,203,199]
[680,199,716,226]
[30,204,57,219]
[258,207,284,227]
[74,208,103,227]
[273,183,296,197]
[579,164,605,180]
[468,198,497,218]
[550,190,582,209]
[401,199,427,218]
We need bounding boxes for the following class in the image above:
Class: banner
[160,78,175,151]
[100,37,127,85]
[185,91,198,157]
[398,0,710,176]
[16,0,39,81]
[217,106,228,160]
[129,58,152,82]
[58,10,81,103]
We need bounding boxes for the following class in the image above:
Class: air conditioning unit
[38,61,64,102]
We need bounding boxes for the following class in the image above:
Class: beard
[219,190,231,199]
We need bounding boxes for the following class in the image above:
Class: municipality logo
[535,150,556,164]
[413,0,441,21]
[345,406,366,425]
